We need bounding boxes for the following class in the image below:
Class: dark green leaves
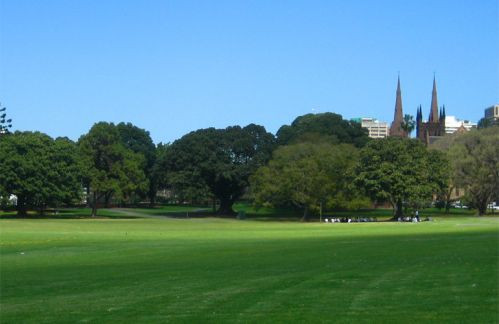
[355,137,449,214]
[0,132,82,215]
[276,112,369,147]
[161,124,275,214]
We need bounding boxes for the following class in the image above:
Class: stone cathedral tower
[416,77,446,145]
[389,76,408,137]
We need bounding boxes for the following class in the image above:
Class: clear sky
[1,0,497,143]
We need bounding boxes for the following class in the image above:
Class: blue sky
[0,0,497,143]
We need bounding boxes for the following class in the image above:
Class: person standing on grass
[415,210,419,222]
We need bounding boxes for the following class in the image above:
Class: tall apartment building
[352,117,389,138]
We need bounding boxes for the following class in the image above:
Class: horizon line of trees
[1,111,497,218]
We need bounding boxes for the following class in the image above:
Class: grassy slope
[0,216,497,323]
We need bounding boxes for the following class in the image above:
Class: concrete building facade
[484,104,499,122]
[352,117,389,138]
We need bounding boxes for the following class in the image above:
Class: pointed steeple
[394,75,403,120]
[429,76,439,123]
[390,75,406,137]
[416,105,422,139]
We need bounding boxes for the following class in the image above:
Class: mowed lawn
[0,215,498,323]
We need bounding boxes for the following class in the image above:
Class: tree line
[1,112,497,217]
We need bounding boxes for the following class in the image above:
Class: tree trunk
[390,198,403,219]
[474,191,491,216]
[91,192,98,217]
[148,193,155,207]
[301,206,309,222]
[444,186,453,214]
[16,196,27,217]
[104,192,112,208]
[395,199,403,218]
[17,207,27,217]
[217,198,235,216]
[477,200,488,216]
[148,182,156,207]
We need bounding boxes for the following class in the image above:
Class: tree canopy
[78,122,148,216]
[251,143,363,221]
[161,124,275,215]
[276,112,369,147]
[448,128,499,215]
[0,132,82,215]
[354,137,449,217]
[116,122,157,204]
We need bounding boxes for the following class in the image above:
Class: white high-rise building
[444,116,476,134]
[353,117,389,138]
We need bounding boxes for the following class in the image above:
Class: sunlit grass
[1,214,497,323]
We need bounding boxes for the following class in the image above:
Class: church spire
[394,75,403,121]
[429,76,439,123]
[390,75,406,137]
[416,105,422,139]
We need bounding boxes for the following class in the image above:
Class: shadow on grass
[238,207,493,222]
[0,208,139,220]
[1,205,493,221]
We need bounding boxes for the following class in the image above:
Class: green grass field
[1,211,498,323]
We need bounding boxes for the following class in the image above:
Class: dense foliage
[447,127,499,215]
[161,124,275,214]
[354,137,449,217]
[78,122,148,216]
[276,112,369,147]
[0,132,82,215]
[251,143,366,220]
[116,122,157,204]
[1,112,494,217]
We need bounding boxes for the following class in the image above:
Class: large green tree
[354,137,449,218]
[431,133,467,213]
[162,124,275,215]
[448,128,499,215]
[116,122,157,205]
[47,137,85,208]
[251,143,362,221]
[78,122,148,216]
[0,132,82,216]
[276,112,369,147]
